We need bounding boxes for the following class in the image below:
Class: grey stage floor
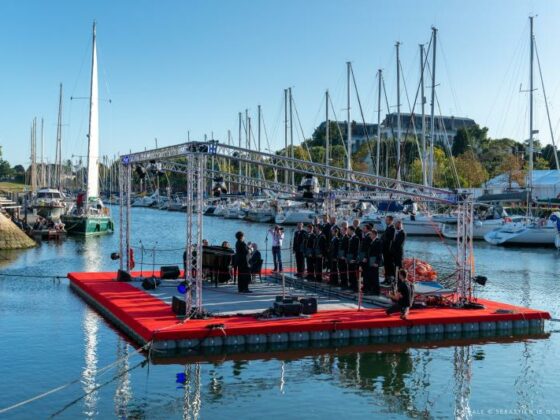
[130,276,387,315]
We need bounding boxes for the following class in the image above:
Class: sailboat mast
[86,21,100,204]
[238,112,242,191]
[40,118,44,187]
[528,16,534,194]
[396,42,401,181]
[429,27,438,187]
[284,89,288,184]
[420,43,427,186]
[325,89,330,190]
[55,83,63,190]
[346,61,352,173]
[376,69,382,184]
[289,87,294,187]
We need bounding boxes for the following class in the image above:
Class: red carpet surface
[68,271,551,343]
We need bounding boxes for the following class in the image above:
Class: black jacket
[322,223,333,242]
[313,233,328,257]
[304,232,315,256]
[368,238,383,266]
[396,279,413,307]
[235,240,250,269]
[382,224,396,253]
[391,229,406,256]
[293,229,307,253]
[329,236,340,259]
[359,234,372,258]
[347,234,360,261]
[339,234,350,259]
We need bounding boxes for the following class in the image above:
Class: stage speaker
[116,269,132,282]
[142,277,161,290]
[160,265,180,280]
[300,297,318,315]
[172,296,187,316]
[273,301,303,317]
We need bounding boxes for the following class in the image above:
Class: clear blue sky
[1,0,560,166]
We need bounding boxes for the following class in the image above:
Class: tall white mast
[40,118,45,187]
[376,69,382,184]
[86,21,100,202]
[289,87,294,186]
[396,42,402,181]
[420,43,427,186]
[346,62,352,173]
[55,83,63,190]
[238,112,242,191]
[429,27,438,186]
[257,104,261,181]
[284,89,288,184]
[528,16,534,196]
[325,89,330,190]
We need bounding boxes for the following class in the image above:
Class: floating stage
[67,271,551,353]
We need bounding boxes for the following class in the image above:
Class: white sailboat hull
[275,210,318,225]
[484,225,556,246]
[442,220,505,240]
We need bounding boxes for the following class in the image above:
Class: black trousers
[363,266,380,295]
[386,302,409,316]
[295,251,305,275]
[348,261,358,292]
[393,252,403,271]
[306,255,314,280]
[329,258,339,285]
[383,252,395,281]
[237,267,250,292]
[314,256,323,282]
[338,259,348,288]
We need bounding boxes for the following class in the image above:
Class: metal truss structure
[119,140,476,314]
[455,197,474,304]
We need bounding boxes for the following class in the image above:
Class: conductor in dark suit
[235,231,252,293]
[382,215,396,285]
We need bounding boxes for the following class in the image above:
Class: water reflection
[113,338,133,418]
[82,308,99,418]
[182,363,202,420]
[453,346,472,420]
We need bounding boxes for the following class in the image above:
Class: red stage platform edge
[67,271,551,345]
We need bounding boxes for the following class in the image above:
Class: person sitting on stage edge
[386,269,414,320]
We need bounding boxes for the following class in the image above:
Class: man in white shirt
[269,225,285,272]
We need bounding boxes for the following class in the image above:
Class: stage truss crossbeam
[119,140,476,315]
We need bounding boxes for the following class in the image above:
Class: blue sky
[1,0,560,166]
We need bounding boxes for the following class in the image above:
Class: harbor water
[1,207,560,419]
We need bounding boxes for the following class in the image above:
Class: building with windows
[318,113,477,153]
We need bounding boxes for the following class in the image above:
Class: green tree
[498,154,525,188]
[452,125,489,157]
[454,153,488,187]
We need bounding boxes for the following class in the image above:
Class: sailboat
[484,17,557,247]
[62,22,114,236]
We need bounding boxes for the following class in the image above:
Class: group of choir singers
[292,215,406,297]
